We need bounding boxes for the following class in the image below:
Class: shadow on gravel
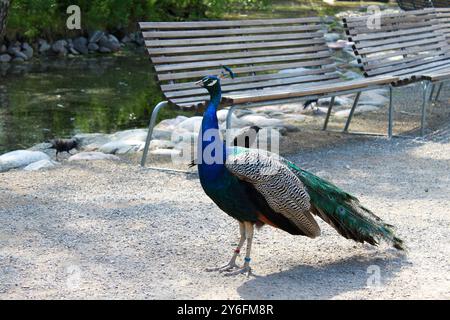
[237,252,405,299]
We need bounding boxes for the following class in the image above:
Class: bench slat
[145,32,324,47]
[138,17,322,29]
[157,59,335,81]
[348,25,442,42]
[142,25,321,38]
[147,38,325,55]
[151,45,329,63]
[164,73,341,99]
[226,76,397,105]
[154,52,332,72]
[160,66,337,92]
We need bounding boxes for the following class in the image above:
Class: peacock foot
[224,265,252,277]
[205,261,240,273]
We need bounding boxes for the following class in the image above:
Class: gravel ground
[1,120,449,299]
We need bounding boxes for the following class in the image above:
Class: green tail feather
[286,161,404,250]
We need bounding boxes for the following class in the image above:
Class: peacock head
[195,66,235,96]
[195,75,221,95]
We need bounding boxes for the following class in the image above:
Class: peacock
[195,67,404,276]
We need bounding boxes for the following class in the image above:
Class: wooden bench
[422,8,450,101]
[139,17,398,167]
[343,9,450,135]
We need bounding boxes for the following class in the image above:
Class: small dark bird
[48,138,80,159]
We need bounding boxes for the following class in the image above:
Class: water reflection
[0,50,193,153]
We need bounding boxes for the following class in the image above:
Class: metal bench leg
[141,101,169,167]
[420,81,431,137]
[344,92,361,132]
[434,82,443,102]
[226,105,240,130]
[388,86,394,138]
[428,84,435,104]
[322,96,335,131]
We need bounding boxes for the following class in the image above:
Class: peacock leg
[206,222,246,272]
[225,221,254,276]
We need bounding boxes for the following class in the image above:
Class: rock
[334,105,380,118]
[52,40,68,56]
[152,129,172,141]
[319,96,353,107]
[73,37,88,54]
[278,67,309,74]
[171,129,198,144]
[239,114,285,128]
[73,133,110,148]
[359,91,388,106]
[282,114,307,122]
[327,40,353,50]
[110,129,147,142]
[69,47,80,55]
[98,34,121,52]
[21,42,34,59]
[23,159,59,171]
[324,33,341,42]
[0,54,11,63]
[349,59,362,68]
[68,152,120,162]
[99,140,144,154]
[12,57,25,63]
[98,46,112,54]
[176,116,203,132]
[342,71,363,80]
[13,50,28,60]
[7,45,20,56]
[121,35,132,44]
[154,116,188,131]
[0,150,50,172]
[88,42,99,52]
[150,149,181,156]
[0,44,6,53]
[38,39,51,54]
[216,109,249,127]
[89,31,104,43]
[149,140,175,150]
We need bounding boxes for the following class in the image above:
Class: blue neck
[198,86,226,182]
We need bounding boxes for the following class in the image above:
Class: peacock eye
[206,79,217,87]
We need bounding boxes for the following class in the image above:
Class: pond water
[0,49,194,154]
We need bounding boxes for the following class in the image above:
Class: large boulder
[98,34,121,52]
[68,152,120,162]
[52,40,68,56]
[0,150,50,172]
[22,42,34,59]
[98,140,145,154]
[176,116,203,133]
[239,114,285,128]
[88,30,104,43]
[73,37,89,54]
[38,39,51,54]
[0,54,11,63]
[23,159,59,171]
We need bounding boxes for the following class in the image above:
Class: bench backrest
[436,8,450,44]
[139,18,338,109]
[343,9,450,80]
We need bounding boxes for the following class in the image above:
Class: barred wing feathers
[226,148,321,238]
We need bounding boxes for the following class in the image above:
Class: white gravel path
[0,129,449,299]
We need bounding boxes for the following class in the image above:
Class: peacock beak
[195,79,204,87]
